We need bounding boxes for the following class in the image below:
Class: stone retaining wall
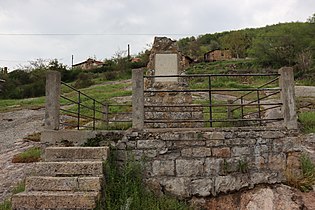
[105,127,301,198]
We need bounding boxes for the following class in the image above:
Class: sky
[0,0,314,70]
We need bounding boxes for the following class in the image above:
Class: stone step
[44,146,109,162]
[34,161,103,177]
[11,191,99,210]
[25,176,103,192]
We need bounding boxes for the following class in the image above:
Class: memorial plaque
[155,53,178,82]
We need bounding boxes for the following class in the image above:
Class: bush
[74,73,94,89]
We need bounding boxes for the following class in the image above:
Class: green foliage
[12,147,41,163]
[299,111,315,133]
[249,22,315,68]
[286,153,315,192]
[74,73,95,89]
[219,31,252,58]
[0,59,70,99]
[237,159,249,173]
[101,151,192,210]
[0,200,11,210]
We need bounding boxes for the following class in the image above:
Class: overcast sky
[0,0,314,70]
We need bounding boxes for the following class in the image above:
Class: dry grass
[286,154,315,192]
[23,132,41,142]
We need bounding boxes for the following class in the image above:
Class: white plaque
[155,54,178,82]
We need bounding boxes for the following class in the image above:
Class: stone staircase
[12,146,109,210]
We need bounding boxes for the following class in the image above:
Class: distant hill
[178,21,315,70]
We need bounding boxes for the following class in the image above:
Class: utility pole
[127,44,130,60]
[71,55,74,69]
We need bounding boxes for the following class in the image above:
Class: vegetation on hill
[178,14,315,79]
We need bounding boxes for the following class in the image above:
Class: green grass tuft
[299,111,315,133]
[12,147,41,163]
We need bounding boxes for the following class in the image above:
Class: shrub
[74,73,94,89]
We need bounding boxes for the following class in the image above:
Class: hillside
[178,21,315,71]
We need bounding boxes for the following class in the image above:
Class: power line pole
[71,55,74,69]
[127,44,130,60]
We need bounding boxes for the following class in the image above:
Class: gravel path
[0,108,44,203]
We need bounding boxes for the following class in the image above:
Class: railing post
[227,99,233,119]
[45,71,61,130]
[279,67,297,129]
[132,68,144,130]
[102,103,109,129]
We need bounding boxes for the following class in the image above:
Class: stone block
[25,176,102,192]
[11,191,99,210]
[34,161,103,177]
[232,146,251,157]
[181,147,211,157]
[152,160,175,176]
[254,145,269,155]
[44,147,109,162]
[203,132,225,140]
[143,149,158,158]
[206,139,225,147]
[137,140,165,149]
[212,147,231,158]
[161,178,191,198]
[176,159,204,177]
[262,131,285,139]
[253,155,267,170]
[174,140,205,147]
[191,178,213,197]
[205,158,223,176]
[215,174,249,194]
[41,130,96,146]
[269,153,286,171]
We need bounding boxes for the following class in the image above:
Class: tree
[307,13,315,23]
[219,31,252,58]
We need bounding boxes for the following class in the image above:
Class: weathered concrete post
[132,68,144,130]
[279,67,297,129]
[45,71,61,130]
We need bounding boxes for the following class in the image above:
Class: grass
[299,111,315,133]
[286,153,315,192]
[12,147,41,163]
[0,181,25,210]
[98,151,193,210]
[0,97,45,113]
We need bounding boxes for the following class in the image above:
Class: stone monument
[144,37,203,128]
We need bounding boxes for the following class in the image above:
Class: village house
[204,49,232,62]
[72,58,104,70]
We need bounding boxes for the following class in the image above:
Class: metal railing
[143,73,283,127]
[59,81,132,130]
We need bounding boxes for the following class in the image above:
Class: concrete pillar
[279,67,297,129]
[132,69,144,130]
[45,71,61,130]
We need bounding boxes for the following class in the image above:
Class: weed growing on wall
[286,153,315,192]
[99,150,193,210]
